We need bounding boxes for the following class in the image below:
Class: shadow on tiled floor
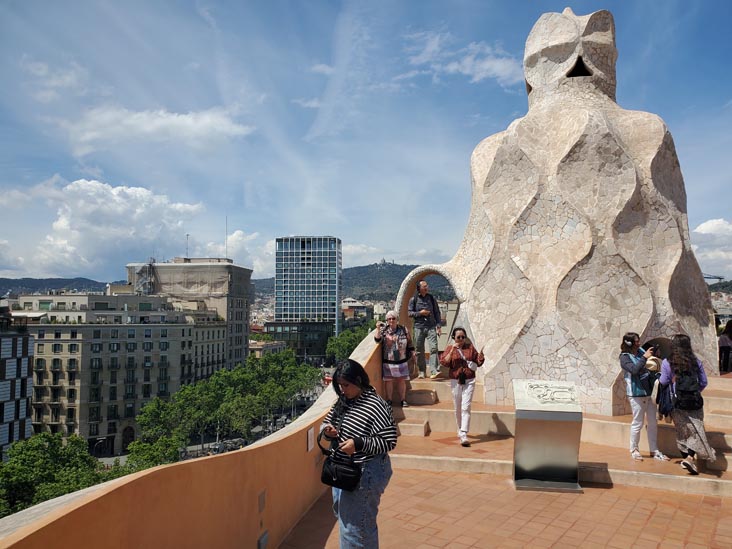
[282,467,732,548]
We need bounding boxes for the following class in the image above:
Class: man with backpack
[408,280,442,379]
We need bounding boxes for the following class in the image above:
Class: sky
[0,0,730,282]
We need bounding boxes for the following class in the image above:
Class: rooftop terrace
[2,337,732,548]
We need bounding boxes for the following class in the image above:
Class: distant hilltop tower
[396,8,717,416]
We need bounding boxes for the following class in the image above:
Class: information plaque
[512,379,583,493]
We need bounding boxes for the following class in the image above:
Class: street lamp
[93,438,106,457]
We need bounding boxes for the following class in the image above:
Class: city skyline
[1,1,730,282]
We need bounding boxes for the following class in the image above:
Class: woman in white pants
[439,327,484,447]
[619,331,669,461]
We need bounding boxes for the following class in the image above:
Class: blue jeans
[414,325,439,375]
[332,454,392,548]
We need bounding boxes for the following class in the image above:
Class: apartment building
[16,293,226,456]
[126,257,252,367]
[0,309,33,458]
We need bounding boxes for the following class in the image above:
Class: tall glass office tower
[274,236,342,335]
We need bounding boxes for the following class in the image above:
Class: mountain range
[252,261,455,301]
[2,265,729,303]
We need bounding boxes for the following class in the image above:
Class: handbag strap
[317,400,348,457]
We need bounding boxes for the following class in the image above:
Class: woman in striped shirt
[322,359,397,548]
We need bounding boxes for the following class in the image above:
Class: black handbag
[317,407,362,491]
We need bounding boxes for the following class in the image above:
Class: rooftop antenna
[186,234,190,258]
[225,216,228,259]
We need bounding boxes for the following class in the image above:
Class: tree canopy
[0,433,126,518]
[0,350,323,518]
[326,321,375,361]
[128,349,322,466]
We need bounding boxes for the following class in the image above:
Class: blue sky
[0,0,730,282]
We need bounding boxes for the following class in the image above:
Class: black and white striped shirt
[322,387,397,464]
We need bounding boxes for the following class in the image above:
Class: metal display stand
[512,379,583,493]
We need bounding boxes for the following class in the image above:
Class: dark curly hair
[668,334,698,375]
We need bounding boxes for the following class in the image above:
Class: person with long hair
[719,321,732,373]
[439,327,484,447]
[374,310,414,407]
[660,334,716,474]
[321,359,397,547]
[619,332,669,461]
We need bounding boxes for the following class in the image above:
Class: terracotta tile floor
[282,431,732,548]
[282,468,732,548]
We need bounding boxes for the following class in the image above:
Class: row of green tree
[0,350,322,518]
[127,349,322,468]
[326,321,376,361]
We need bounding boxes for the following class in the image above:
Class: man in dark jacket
[408,280,442,378]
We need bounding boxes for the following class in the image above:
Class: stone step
[707,376,732,391]
[704,390,732,412]
[406,389,437,406]
[408,378,485,404]
[395,402,732,462]
[396,419,430,437]
[706,410,732,431]
[391,433,732,497]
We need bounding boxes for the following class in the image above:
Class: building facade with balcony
[16,295,227,456]
[0,309,33,458]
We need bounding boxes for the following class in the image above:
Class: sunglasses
[455,335,466,340]
[386,317,396,321]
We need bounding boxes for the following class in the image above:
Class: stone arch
[394,265,471,374]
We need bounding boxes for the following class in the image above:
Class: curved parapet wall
[0,337,382,549]
[397,8,717,417]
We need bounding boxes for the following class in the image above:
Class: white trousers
[451,378,475,436]
[629,395,659,453]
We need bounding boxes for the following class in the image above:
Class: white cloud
[310,63,335,75]
[405,31,451,66]
[31,179,203,278]
[54,105,256,156]
[443,43,524,86]
[0,241,24,272]
[203,230,259,266]
[291,98,322,109]
[694,219,732,236]
[251,239,276,279]
[20,56,90,103]
[692,218,732,280]
[400,32,523,88]
[0,189,32,207]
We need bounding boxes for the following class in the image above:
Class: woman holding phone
[619,332,669,461]
[439,327,484,447]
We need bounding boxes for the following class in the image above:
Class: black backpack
[674,365,703,411]
[675,367,700,393]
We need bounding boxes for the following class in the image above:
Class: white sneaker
[459,434,470,447]
[631,448,643,461]
[653,450,670,461]
[417,372,425,379]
